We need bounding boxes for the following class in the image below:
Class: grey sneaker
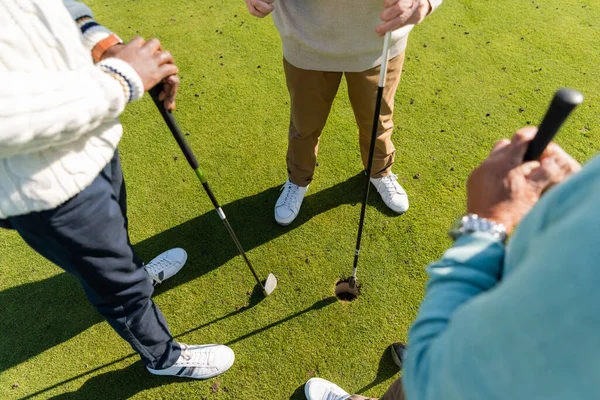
[145,248,187,284]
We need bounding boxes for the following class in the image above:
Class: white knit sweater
[0,0,143,218]
[272,0,442,72]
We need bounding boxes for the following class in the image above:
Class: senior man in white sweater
[0,0,234,379]
[245,0,442,225]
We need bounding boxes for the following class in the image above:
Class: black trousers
[5,151,181,369]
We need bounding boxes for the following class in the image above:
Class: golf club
[346,31,392,292]
[149,84,277,297]
[524,88,583,161]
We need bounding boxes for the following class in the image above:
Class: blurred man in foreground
[306,126,595,399]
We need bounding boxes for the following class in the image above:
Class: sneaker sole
[391,342,406,369]
[147,358,234,380]
[274,212,296,226]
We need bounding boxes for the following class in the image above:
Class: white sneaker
[305,378,351,400]
[274,179,308,226]
[370,173,409,214]
[147,343,235,379]
[145,248,187,284]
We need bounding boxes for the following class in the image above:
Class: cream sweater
[0,0,143,219]
[272,0,442,72]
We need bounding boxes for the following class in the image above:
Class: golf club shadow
[39,361,182,400]
[0,171,392,374]
[142,172,367,294]
[170,283,265,339]
[225,296,337,347]
[23,296,338,399]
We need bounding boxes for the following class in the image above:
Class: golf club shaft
[523,88,583,161]
[351,32,392,283]
[148,85,265,290]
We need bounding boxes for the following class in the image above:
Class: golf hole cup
[335,279,360,301]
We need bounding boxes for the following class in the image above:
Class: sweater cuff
[427,0,443,14]
[439,232,506,278]
[73,14,112,53]
[98,58,145,103]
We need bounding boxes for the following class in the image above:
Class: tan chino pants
[284,53,406,187]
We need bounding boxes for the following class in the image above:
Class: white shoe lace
[280,181,301,211]
[179,344,215,367]
[375,173,402,204]
[145,257,170,276]
[381,173,401,194]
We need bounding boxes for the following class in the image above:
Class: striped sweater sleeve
[63,0,112,53]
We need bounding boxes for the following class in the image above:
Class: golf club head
[262,273,277,296]
[348,275,357,288]
[335,278,360,301]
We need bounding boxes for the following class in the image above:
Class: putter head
[335,278,360,301]
[348,276,357,288]
[262,273,277,296]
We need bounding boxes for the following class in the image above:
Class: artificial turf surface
[1,0,599,398]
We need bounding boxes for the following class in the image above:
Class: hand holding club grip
[523,88,583,161]
[149,84,200,170]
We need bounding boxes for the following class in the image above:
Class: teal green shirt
[403,155,600,399]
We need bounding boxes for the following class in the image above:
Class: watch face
[448,214,507,243]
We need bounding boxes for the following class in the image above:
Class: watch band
[92,33,123,63]
[449,214,507,243]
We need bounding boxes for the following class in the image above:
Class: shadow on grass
[225,296,336,346]
[45,361,179,400]
[289,383,306,400]
[355,344,400,395]
[287,345,399,400]
[1,172,398,381]
[21,297,337,399]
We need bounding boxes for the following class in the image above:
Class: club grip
[523,88,583,161]
[149,84,200,170]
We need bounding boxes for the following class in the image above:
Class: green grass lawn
[1,0,599,398]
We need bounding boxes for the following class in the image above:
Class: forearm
[63,0,113,53]
[0,59,143,158]
[403,232,505,398]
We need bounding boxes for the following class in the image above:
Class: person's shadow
[22,297,338,399]
[1,172,395,376]
[36,362,175,400]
